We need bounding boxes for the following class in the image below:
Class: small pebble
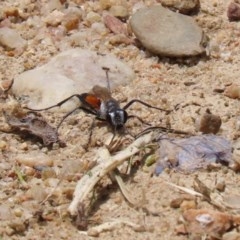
[88,228,99,237]
[8,219,26,233]
[0,80,13,90]
[14,208,23,218]
[5,226,14,236]
[62,13,80,31]
[0,27,27,50]
[31,144,39,150]
[44,178,59,188]
[85,11,101,25]
[222,167,229,174]
[196,110,221,134]
[109,34,133,45]
[104,14,128,35]
[44,10,64,26]
[41,0,63,14]
[228,2,240,21]
[170,198,183,208]
[160,0,200,14]
[216,180,226,192]
[180,200,196,211]
[41,168,57,179]
[223,231,240,240]
[99,0,112,10]
[19,142,28,151]
[109,5,129,18]
[0,140,7,150]
[0,204,13,220]
[27,184,47,202]
[4,7,20,18]
[170,195,195,208]
[17,152,53,168]
[23,166,36,176]
[91,22,108,35]
[224,84,240,99]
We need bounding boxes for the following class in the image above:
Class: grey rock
[109,5,129,18]
[196,111,222,134]
[130,5,205,57]
[160,0,200,14]
[12,48,135,111]
[0,27,27,50]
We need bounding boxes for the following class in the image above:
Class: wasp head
[107,109,128,130]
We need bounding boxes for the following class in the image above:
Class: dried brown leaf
[3,110,61,146]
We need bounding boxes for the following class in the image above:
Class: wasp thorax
[107,109,128,129]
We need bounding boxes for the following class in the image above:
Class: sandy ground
[1,0,240,239]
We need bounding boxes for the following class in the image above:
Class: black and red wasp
[26,67,171,144]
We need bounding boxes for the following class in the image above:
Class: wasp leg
[56,107,80,129]
[124,126,135,139]
[57,106,97,130]
[84,118,96,150]
[108,127,116,146]
[125,115,151,140]
[25,94,83,111]
[135,126,191,139]
[123,99,171,113]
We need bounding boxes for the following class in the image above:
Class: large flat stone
[130,5,205,57]
[12,49,135,111]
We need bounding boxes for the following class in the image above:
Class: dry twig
[68,132,154,216]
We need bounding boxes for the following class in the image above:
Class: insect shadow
[26,67,171,147]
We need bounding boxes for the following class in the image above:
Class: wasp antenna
[102,67,111,93]
[135,126,191,139]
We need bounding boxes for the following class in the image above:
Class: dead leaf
[3,110,61,146]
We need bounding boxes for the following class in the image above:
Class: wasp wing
[91,85,112,101]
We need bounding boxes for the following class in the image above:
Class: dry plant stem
[164,181,227,210]
[164,181,203,197]
[111,169,145,207]
[68,132,154,216]
[86,219,145,236]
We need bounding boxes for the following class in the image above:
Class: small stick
[87,219,145,236]
[68,132,154,216]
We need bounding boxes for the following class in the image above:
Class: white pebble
[0,27,27,49]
